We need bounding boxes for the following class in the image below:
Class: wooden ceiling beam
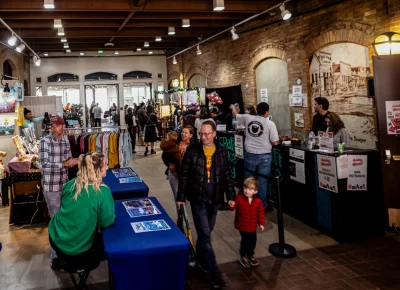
[24,38,189,44]
[33,43,184,51]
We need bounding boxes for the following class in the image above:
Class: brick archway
[250,43,290,69]
[185,64,207,87]
[300,21,374,56]
[167,70,180,85]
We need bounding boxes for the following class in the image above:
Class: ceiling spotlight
[144,42,149,47]
[57,28,65,36]
[173,56,177,64]
[44,0,55,9]
[137,48,142,51]
[168,27,175,35]
[80,52,85,56]
[61,37,67,42]
[196,45,202,55]
[280,3,291,20]
[182,19,190,28]
[230,27,239,40]
[44,53,49,56]
[114,51,119,55]
[33,56,41,67]
[8,35,17,46]
[16,43,25,53]
[213,0,225,11]
[155,36,162,41]
[66,49,71,53]
[148,51,153,54]
[63,43,69,48]
[54,19,62,28]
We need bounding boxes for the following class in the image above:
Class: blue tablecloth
[102,197,190,290]
[102,168,149,200]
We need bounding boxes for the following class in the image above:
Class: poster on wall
[385,101,400,135]
[289,93,302,106]
[347,155,367,191]
[317,154,338,193]
[309,43,376,149]
[292,85,302,97]
[260,88,268,103]
[0,93,16,113]
[294,113,305,127]
[234,134,244,159]
[0,115,16,135]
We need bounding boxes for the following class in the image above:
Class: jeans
[244,152,272,208]
[190,201,220,274]
[94,118,101,127]
[239,231,257,257]
[43,190,62,260]
[168,170,179,216]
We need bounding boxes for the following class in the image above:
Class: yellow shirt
[203,145,216,179]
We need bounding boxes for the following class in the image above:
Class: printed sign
[292,85,302,97]
[216,124,226,132]
[318,131,334,152]
[347,155,367,191]
[317,154,338,193]
[260,88,268,103]
[336,155,348,180]
[234,134,244,159]
[385,101,400,135]
[289,148,305,161]
[289,159,305,184]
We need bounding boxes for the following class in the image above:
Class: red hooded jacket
[229,192,265,232]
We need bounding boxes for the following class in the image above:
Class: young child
[228,177,265,268]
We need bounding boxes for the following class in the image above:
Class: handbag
[177,205,196,267]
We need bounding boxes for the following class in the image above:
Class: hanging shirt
[203,144,216,180]
[103,134,110,165]
[118,133,124,167]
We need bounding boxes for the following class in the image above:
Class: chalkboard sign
[217,131,244,186]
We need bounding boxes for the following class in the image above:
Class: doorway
[85,84,119,126]
[123,83,153,107]
[256,58,291,136]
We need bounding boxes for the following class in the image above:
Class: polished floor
[0,143,399,290]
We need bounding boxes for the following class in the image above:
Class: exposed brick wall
[167,0,400,135]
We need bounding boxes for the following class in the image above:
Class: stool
[64,259,100,290]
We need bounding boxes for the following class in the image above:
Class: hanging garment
[103,133,110,166]
[119,132,124,167]
[96,134,102,153]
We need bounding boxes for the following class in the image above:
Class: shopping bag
[177,205,196,267]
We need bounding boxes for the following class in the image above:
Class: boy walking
[228,177,265,268]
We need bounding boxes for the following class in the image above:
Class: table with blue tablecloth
[102,168,149,200]
[102,197,190,290]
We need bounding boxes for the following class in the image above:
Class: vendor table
[102,168,149,200]
[102,197,190,290]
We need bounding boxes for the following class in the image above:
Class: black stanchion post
[268,176,297,258]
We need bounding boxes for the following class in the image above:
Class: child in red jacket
[228,177,265,268]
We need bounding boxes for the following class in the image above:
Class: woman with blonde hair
[326,112,350,148]
[48,152,115,271]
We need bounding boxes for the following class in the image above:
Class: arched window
[85,72,117,81]
[188,73,206,88]
[3,61,13,80]
[48,73,79,82]
[123,71,152,80]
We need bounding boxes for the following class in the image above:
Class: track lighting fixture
[8,35,17,46]
[54,19,62,28]
[168,27,175,35]
[230,27,239,40]
[280,3,291,20]
[173,56,177,64]
[33,55,41,67]
[16,43,25,52]
[213,0,225,11]
[182,19,190,28]
[44,0,55,9]
[196,45,202,55]
[144,42,149,47]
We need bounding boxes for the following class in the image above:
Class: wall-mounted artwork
[0,115,16,135]
[310,43,376,149]
[0,92,16,113]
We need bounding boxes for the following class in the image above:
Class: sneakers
[248,256,259,267]
[210,273,227,288]
[50,258,65,271]
[239,256,252,268]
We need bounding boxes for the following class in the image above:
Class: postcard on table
[119,177,142,183]
[122,198,154,210]
[112,168,138,178]
[131,219,171,233]
[127,206,161,218]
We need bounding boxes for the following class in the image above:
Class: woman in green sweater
[49,152,115,271]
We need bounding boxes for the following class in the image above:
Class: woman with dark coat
[125,107,137,154]
[144,105,158,156]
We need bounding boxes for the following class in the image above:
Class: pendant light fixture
[137,48,142,51]
[66,49,71,53]
[114,51,120,55]
[54,19,62,28]
[44,0,55,9]
[16,43,25,52]
[57,28,65,36]
[148,51,153,54]
[373,32,400,55]
[168,27,175,35]
[196,45,202,55]
[155,36,162,41]
[44,53,49,56]
[61,37,67,42]
[144,42,149,47]
[63,43,69,49]
[213,0,225,11]
[280,3,291,20]
[33,55,41,67]
[182,19,190,28]
[8,35,17,46]
[80,52,85,56]
[173,56,177,64]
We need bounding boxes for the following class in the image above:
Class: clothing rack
[64,126,127,135]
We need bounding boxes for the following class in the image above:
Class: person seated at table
[48,152,115,271]
[326,112,350,149]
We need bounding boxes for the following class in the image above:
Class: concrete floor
[0,143,338,290]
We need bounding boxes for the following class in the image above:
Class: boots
[151,149,156,154]
[144,147,148,156]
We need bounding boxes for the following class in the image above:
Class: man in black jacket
[177,120,235,289]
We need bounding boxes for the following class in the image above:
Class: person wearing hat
[39,116,79,269]
[19,108,45,137]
